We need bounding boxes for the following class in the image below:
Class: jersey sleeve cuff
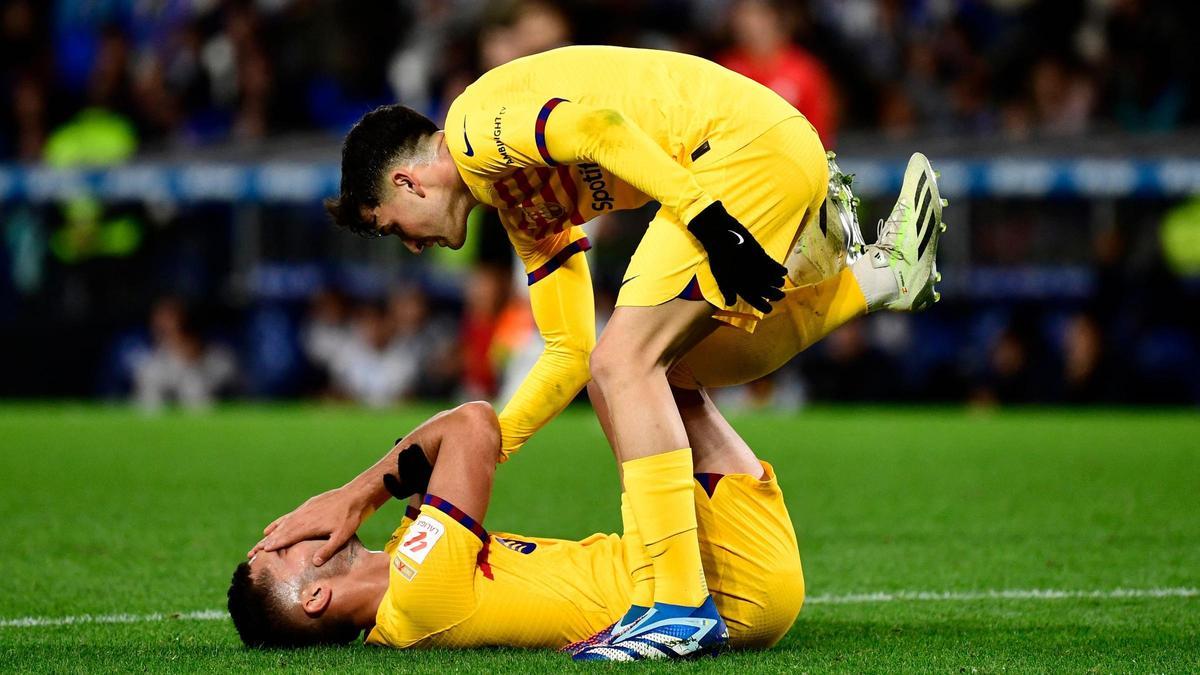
[423,494,489,544]
[680,194,717,225]
[526,236,591,285]
[534,98,569,166]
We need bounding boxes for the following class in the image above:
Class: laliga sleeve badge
[392,555,418,581]
[397,515,445,565]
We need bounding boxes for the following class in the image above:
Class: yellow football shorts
[696,461,806,648]
[617,116,829,332]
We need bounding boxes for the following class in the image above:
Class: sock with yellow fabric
[621,492,655,609]
[668,268,870,390]
[621,448,708,609]
[783,267,871,349]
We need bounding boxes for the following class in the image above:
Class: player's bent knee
[589,338,662,390]
[766,559,806,647]
[587,342,619,387]
[734,560,805,650]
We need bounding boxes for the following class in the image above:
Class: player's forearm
[546,106,714,223]
[498,346,591,456]
[342,412,449,510]
[497,252,597,456]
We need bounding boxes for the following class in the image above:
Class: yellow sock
[622,448,708,607]
[620,493,655,608]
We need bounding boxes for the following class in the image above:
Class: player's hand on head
[686,201,787,313]
[247,486,371,566]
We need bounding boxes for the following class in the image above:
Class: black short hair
[226,562,360,649]
[324,104,440,238]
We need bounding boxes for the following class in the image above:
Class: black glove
[382,440,433,500]
[687,201,787,313]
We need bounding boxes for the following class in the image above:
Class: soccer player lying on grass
[229,396,804,654]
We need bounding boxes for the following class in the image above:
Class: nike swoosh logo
[621,275,640,287]
[462,118,474,157]
[728,229,745,245]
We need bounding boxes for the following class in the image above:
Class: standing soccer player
[315,45,945,660]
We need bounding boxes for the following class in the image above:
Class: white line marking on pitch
[804,587,1198,605]
[0,609,226,628]
[1,588,1194,629]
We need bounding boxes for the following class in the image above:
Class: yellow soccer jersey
[365,463,803,651]
[445,45,800,272]
[444,46,803,456]
[366,498,632,649]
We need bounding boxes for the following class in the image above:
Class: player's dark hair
[324,104,440,238]
[226,562,360,649]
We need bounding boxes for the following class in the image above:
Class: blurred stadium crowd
[4,0,1197,157]
[1,0,1199,408]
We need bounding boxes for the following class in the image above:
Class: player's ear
[391,169,426,198]
[301,583,332,617]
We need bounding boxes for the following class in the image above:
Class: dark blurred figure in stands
[459,265,510,399]
[388,284,459,398]
[1059,311,1118,404]
[132,297,237,411]
[802,321,898,402]
[1028,55,1095,137]
[970,312,1047,407]
[327,300,419,408]
[1,0,49,160]
[457,264,535,402]
[480,0,572,71]
[1103,0,1195,132]
[301,288,352,391]
[423,0,573,119]
[718,0,836,147]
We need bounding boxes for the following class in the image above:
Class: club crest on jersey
[494,536,537,554]
[518,202,567,236]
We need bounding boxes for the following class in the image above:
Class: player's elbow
[453,401,501,454]
[579,108,627,138]
[546,338,594,380]
[569,345,595,388]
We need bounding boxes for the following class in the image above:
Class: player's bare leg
[583,298,728,660]
[591,300,719,462]
[559,382,658,656]
[587,381,655,620]
[672,387,762,478]
[571,383,761,659]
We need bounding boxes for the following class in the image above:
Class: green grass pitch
[0,404,1197,672]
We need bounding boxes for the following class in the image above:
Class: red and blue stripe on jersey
[534,97,568,166]
[423,494,489,544]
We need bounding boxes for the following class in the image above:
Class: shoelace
[872,201,909,262]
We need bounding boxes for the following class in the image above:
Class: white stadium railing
[2,158,1199,203]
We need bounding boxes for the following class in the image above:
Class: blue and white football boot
[571,597,728,662]
[559,605,649,657]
